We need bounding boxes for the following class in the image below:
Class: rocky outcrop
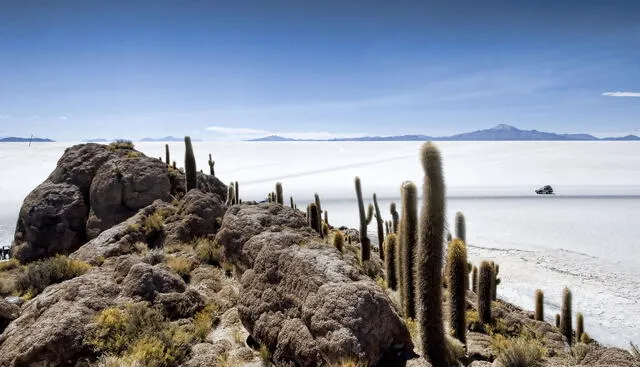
[0,298,20,334]
[0,267,121,366]
[86,156,172,237]
[12,182,89,262]
[216,203,414,366]
[164,189,227,245]
[12,143,226,263]
[215,203,312,272]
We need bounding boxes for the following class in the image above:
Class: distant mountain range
[84,136,201,142]
[249,124,640,142]
[0,136,54,143]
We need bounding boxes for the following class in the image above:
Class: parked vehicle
[535,185,554,195]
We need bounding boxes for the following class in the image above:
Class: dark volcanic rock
[46,143,117,194]
[12,182,89,262]
[86,156,172,237]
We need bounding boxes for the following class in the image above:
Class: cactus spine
[309,203,320,236]
[208,153,215,176]
[401,181,418,319]
[455,211,466,243]
[275,182,284,205]
[560,287,573,345]
[373,193,385,261]
[447,239,467,346]
[472,265,478,293]
[576,312,584,343]
[478,260,493,324]
[165,144,170,165]
[416,142,448,366]
[355,177,371,262]
[384,234,398,290]
[184,136,197,192]
[535,289,544,321]
[390,202,399,233]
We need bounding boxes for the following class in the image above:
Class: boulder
[46,143,117,194]
[214,203,312,272]
[120,262,186,301]
[164,189,227,245]
[0,268,121,366]
[12,182,89,262]
[86,156,172,237]
[70,201,175,264]
[236,228,414,366]
[0,298,20,334]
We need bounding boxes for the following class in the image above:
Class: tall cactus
[333,230,344,252]
[385,221,390,237]
[165,144,170,165]
[447,239,467,346]
[208,153,215,176]
[373,193,385,261]
[416,142,448,366]
[390,202,399,233]
[324,210,329,227]
[290,196,295,209]
[472,265,478,293]
[226,184,236,206]
[576,313,584,343]
[184,136,197,192]
[535,289,544,321]
[234,181,239,205]
[309,203,320,236]
[560,287,573,345]
[555,314,561,328]
[455,211,466,243]
[275,182,284,205]
[314,193,323,238]
[384,234,398,290]
[478,260,493,324]
[355,177,370,262]
[401,181,418,319]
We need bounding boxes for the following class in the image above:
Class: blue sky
[0,0,639,141]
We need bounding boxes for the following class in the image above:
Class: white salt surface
[0,141,639,348]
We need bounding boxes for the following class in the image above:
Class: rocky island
[0,140,636,367]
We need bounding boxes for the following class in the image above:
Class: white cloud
[602,92,640,97]
[0,115,10,119]
[205,125,367,140]
[59,116,69,120]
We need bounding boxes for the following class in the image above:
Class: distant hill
[139,136,201,142]
[83,136,202,143]
[248,124,640,142]
[0,136,54,143]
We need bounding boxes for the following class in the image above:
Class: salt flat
[0,141,639,347]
